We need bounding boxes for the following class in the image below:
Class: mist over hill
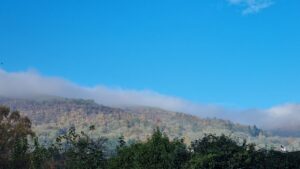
[1,96,300,151]
[2,69,300,133]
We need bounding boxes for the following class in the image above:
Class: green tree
[109,128,190,169]
[54,127,107,169]
[29,137,54,169]
[186,134,263,169]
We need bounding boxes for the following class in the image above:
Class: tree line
[1,106,300,169]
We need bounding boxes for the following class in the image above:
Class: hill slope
[1,96,300,151]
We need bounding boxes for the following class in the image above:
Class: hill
[1,96,300,151]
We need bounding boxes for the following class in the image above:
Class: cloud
[1,69,300,131]
[0,69,224,117]
[227,0,274,14]
[262,104,300,130]
[227,104,300,131]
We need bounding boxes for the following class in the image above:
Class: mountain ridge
[0,96,300,151]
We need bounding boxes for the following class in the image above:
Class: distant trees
[1,106,300,169]
[248,125,261,137]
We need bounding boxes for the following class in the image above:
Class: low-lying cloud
[227,0,274,15]
[263,104,300,130]
[1,69,299,131]
[0,69,224,117]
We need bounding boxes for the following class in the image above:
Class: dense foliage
[1,97,300,151]
[0,106,34,168]
[1,106,300,169]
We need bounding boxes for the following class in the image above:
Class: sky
[0,0,300,129]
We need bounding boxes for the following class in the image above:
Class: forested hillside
[1,107,300,169]
[1,96,300,151]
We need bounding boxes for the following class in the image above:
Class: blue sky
[1,0,300,109]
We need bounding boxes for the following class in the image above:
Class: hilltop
[0,96,300,151]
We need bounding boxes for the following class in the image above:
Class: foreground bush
[108,128,190,169]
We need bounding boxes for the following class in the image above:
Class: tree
[109,128,190,169]
[29,137,53,169]
[118,135,126,148]
[54,127,107,169]
[186,134,263,169]
[0,106,34,169]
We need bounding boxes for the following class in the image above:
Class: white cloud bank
[227,0,274,14]
[0,69,224,117]
[1,69,299,131]
[263,104,300,130]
